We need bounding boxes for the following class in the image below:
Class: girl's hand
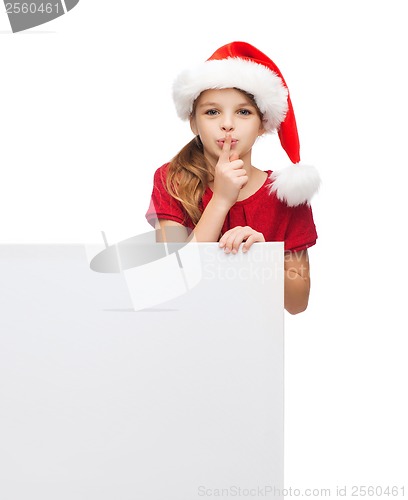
[212,133,248,209]
[219,226,265,254]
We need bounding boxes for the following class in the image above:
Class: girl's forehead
[196,88,251,103]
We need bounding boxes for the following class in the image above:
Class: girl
[145,41,320,314]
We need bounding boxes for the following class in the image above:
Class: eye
[238,109,252,116]
[205,109,219,116]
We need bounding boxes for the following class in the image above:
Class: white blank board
[0,243,284,500]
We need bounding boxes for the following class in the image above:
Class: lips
[217,139,238,147]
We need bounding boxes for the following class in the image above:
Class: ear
[258,120,266,136]
[190,116,198,136]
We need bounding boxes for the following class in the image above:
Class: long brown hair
[165,89,262,225]
[165,134,211,226]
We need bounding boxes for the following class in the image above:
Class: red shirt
[145,163,317,252]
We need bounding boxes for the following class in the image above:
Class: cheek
[190,119,198,136]
[258,123,266,135]
[196,123,211,138]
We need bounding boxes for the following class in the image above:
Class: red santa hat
[172,41,320,207]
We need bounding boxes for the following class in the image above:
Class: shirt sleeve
[145,164,190,228]
[284,202,318,252]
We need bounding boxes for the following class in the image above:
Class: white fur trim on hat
[173,57,289,132]
[268,164,321,207]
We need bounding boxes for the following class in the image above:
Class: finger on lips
[219,133,232,159]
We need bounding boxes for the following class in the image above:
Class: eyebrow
[198,102,219,108]
[198,101,256,108]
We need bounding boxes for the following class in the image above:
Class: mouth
[217,139,238,147]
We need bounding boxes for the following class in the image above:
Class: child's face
[190,88,265,165]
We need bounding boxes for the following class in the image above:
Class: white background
[1,0,407,494]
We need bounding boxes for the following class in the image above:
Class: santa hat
[172,41,320,206]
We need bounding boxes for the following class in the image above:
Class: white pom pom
[268,164,321,207]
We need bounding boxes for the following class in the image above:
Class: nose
[221,114,234,132]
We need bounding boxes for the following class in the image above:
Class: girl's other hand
[212,134,248,209]
[218,226,265,254]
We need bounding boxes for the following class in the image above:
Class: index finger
[218,133,232,161]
